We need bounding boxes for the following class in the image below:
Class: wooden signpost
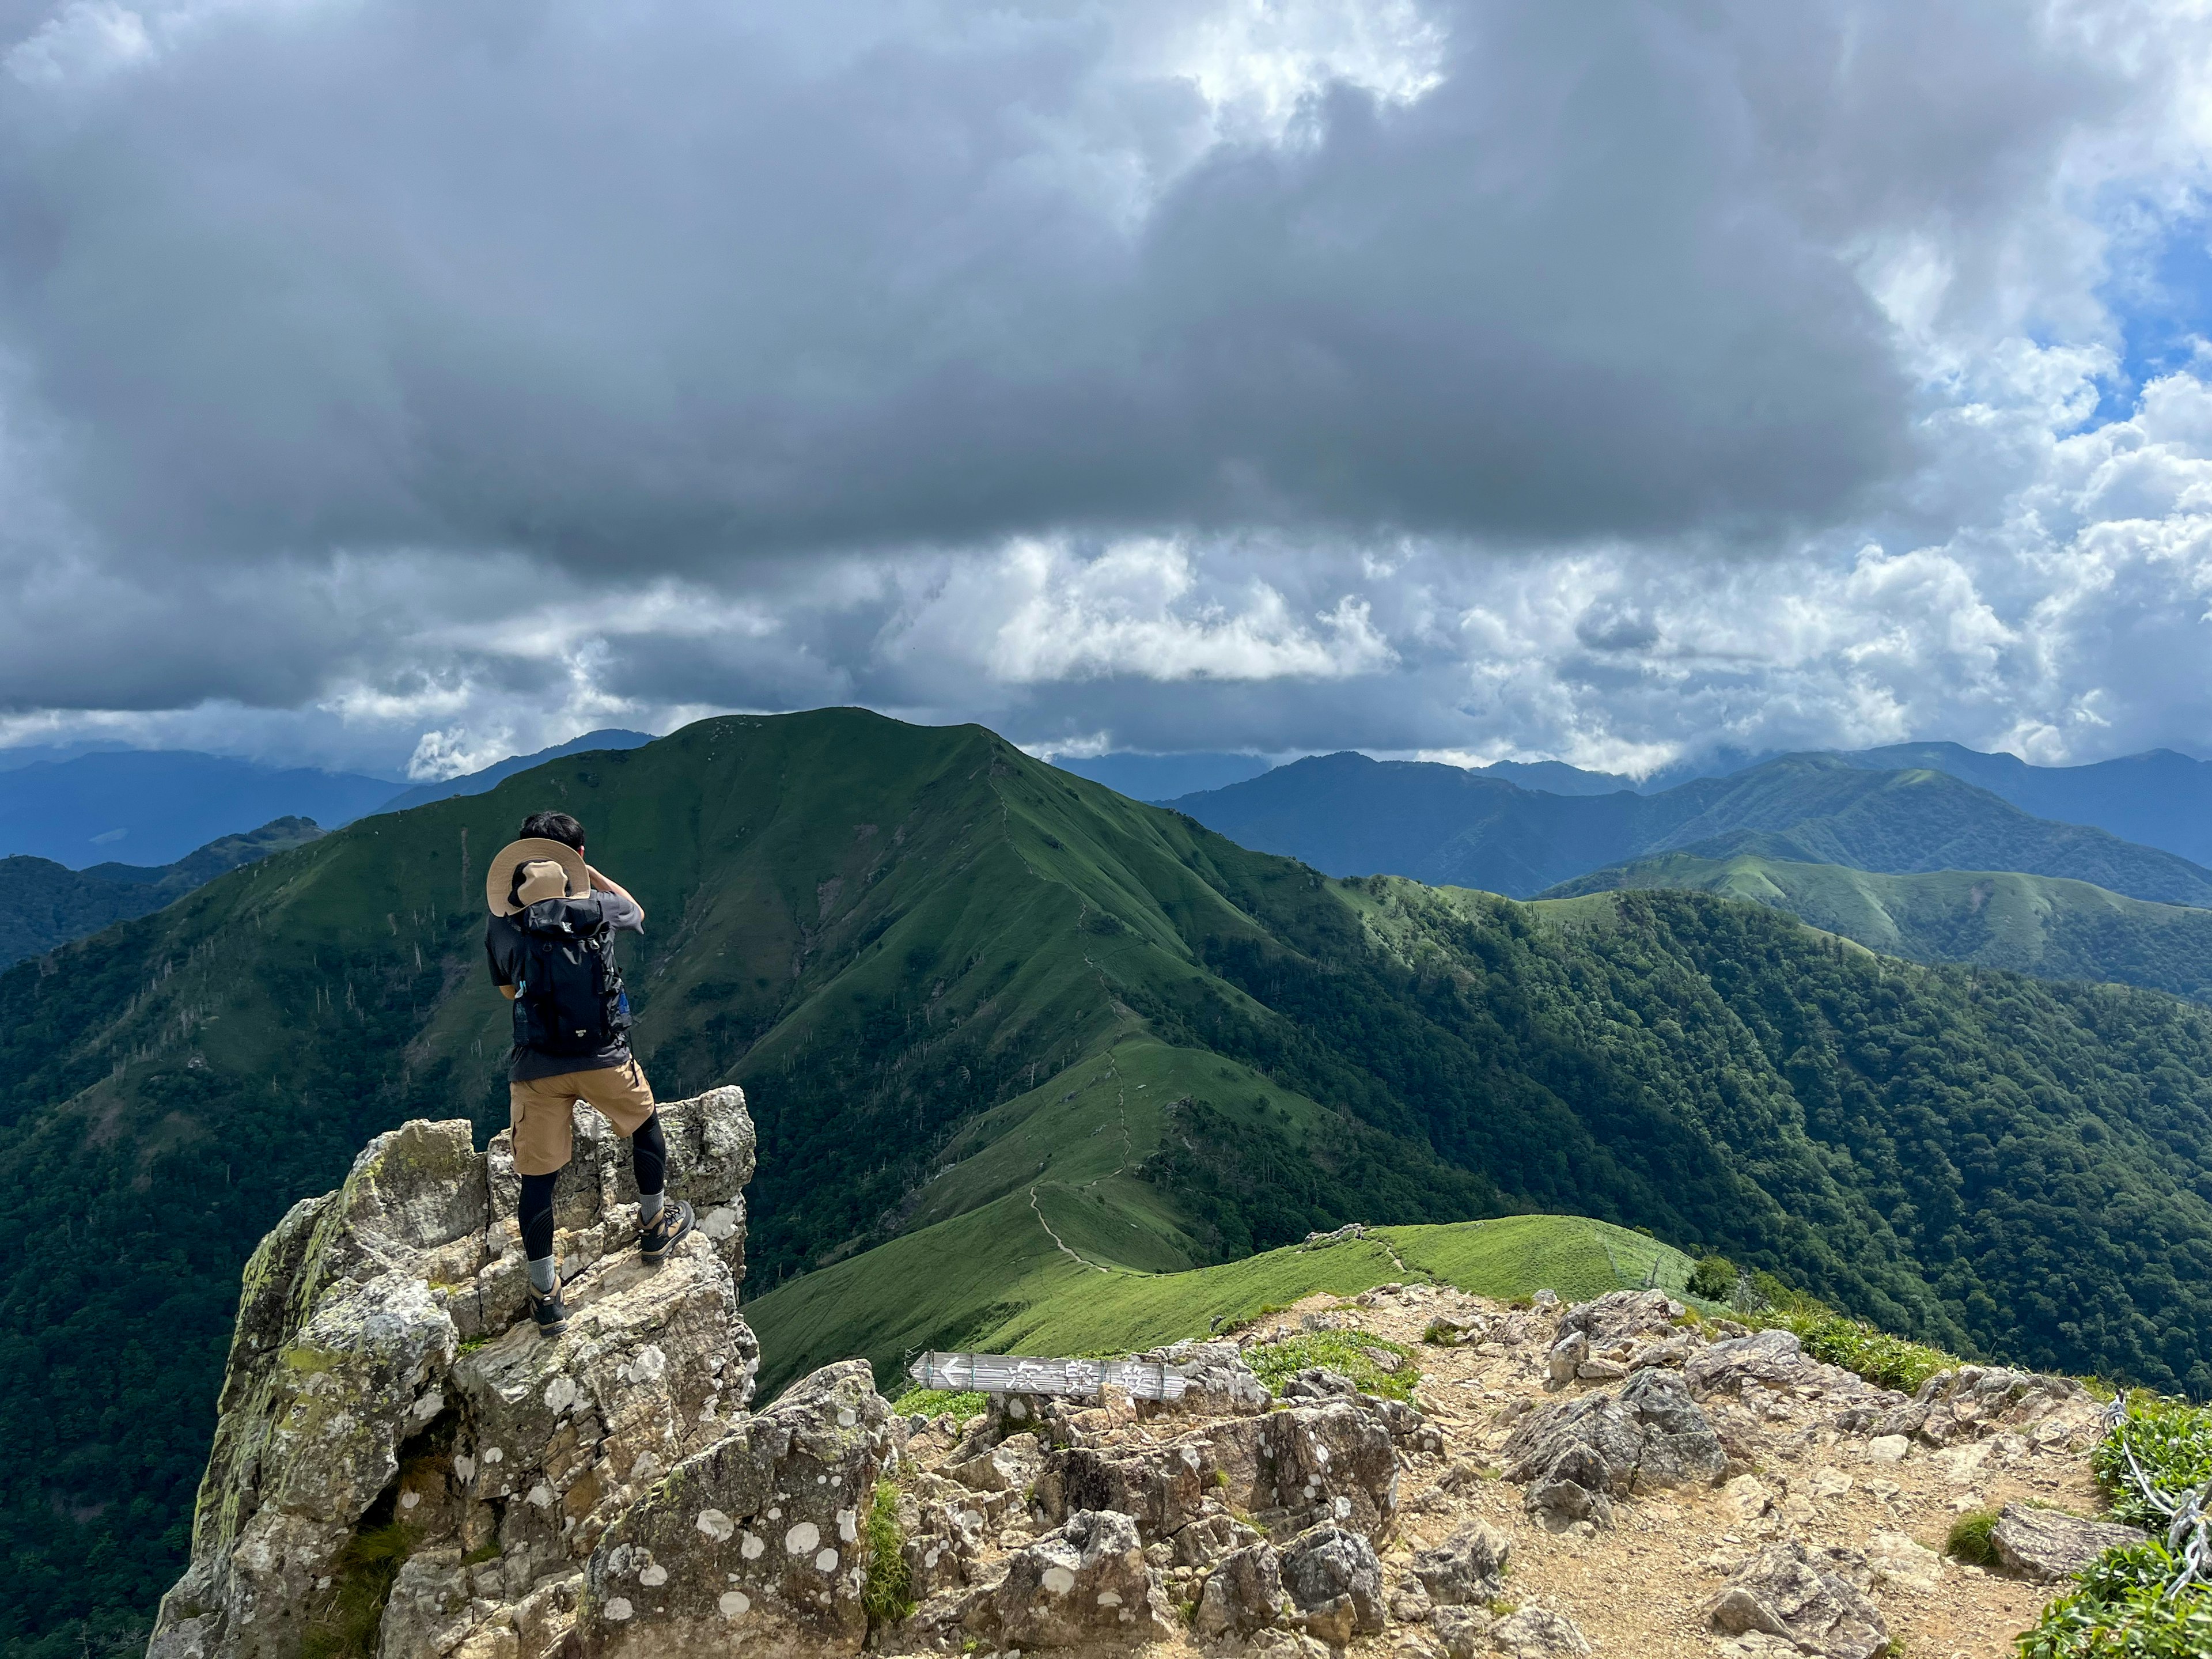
[906,1350,1188,1402]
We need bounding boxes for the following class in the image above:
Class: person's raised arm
[586,863,646,926]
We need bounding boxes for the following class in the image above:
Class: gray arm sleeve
[600,892,645,934]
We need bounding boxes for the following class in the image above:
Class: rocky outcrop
[1989,1503,2149,1582]
[577,1361,895,1655]
[1707,1540,1891,1659]
[1502,1367,1728,1527]
[147,1090,892,1659]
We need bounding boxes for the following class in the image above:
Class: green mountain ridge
[1170,749,2212,906]
[0,816,325,967]
[5,709,2212,1654]
[1542,849,2212,1003]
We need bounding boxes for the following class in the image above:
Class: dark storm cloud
[0,0,1983,577]
[0,0,2194,772]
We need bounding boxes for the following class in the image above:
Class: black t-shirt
[485,891,644,1082]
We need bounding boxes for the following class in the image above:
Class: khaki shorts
[510,1060,656,1176]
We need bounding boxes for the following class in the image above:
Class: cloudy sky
[3,0,2212,779]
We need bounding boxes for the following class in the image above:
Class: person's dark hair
[520,811,586,851]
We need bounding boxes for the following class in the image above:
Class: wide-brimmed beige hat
[486,837,589,916]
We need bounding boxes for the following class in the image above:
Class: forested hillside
[0,817,324,967]
[1547,851,2212,1004]
[3,710,2211,1654]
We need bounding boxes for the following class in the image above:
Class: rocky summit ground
[876,1282,2122,1659]
[148,1092,2135,1659]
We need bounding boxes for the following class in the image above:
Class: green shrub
[2016,1540,2212,1658]
[1244,1331,1419,1402]
[2092,1398,2212,1530]
[859,1478,915,1626]
[1421,1319,1463,1347]
[892,1387,988,1424]
[299,1524,414,1659]
[1945,1509,1999,1565]
[1685,1256,1736,1301]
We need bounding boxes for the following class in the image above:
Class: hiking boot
[528,1283,569,1338]
[639,1197,695,1262]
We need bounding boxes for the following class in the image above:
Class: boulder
[575,1359,895,1656]
[978,1508,1176,1647]
[1279,1366,1361,1401]
[1063,1397,1399,1542]
[1865,1531,1942,1595]
[949,1431,1043,1493]
[1707,1540,1890,1659]
[1429,1605,1494,1659]
[1196,1542,1286,1637]
[149,1093,762,1659]
[1989,1504,2149,1582]
[1490,1605,1593,1658]
[1502,1368,1726,1527]
[1408,1521,1510,1605]
[1554,1289,1679,1347]
[1149,1340,1272,1416]
[1684,1328,1870,1403]
[1280,1525,1385,1643]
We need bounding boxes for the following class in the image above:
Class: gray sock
[527,1256,558,1296]
[639,1191,665,1227]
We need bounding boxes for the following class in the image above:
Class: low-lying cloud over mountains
[3,0,2211,776]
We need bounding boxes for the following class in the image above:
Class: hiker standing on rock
[485,811,694,1336]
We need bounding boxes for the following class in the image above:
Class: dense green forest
[1,711,2210,1654]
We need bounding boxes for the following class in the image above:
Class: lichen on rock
[149,1089,808,1659]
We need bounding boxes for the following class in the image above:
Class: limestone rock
[1684,1328,1874,1405]
[1865,1531,1942,1595]
[1429,1604,1494,1659]
[1490,1605,1593,1658]
[1039,1395,1400,1543]
[1555,1289,1680,1347]
[1502,1368,1726,1528]
[1708,1540,1890,1659]
[147,1090,762,1659]
[950,1431,1043,1493]
[1195,1542,1286,1637]
[1988,1503,2149,1582]
[1150,1340,1272,1416]
[978,1508,1176,1647]
[577,1359,895,1656]
[1408,1521,1510,1605]
[1279,1366,1361,1401]
[1280,1525,1385,1643]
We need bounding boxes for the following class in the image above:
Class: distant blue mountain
[1831,742,2212,867]
[0,751,398,868]
[1167,750,2212,906]
[1050,751,1274,801]
[378,729,657,812]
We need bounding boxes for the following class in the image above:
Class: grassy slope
[1541,851,2212,1003]
[753,1211,1691,1394]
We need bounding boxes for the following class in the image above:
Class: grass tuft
[859,1477,915,1627]
[1244,1331,1418,1402]
[1944,1509,2000,1565]
[891,1388,988,1424]
[298,1523,414,1659]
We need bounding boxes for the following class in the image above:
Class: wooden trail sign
[906,1350,1188,1402]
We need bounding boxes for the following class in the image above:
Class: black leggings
[520,1115,668,1263]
